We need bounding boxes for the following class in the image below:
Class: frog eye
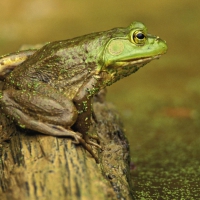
[131,30,146,45]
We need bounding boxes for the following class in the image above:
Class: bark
[0,86,133,200]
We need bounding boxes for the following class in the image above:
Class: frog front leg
[73,76,102,149]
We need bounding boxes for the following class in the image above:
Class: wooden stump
[0,86,133,200]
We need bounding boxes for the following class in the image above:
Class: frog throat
[101,55,161,86]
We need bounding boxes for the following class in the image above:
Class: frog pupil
[136,33,145,39]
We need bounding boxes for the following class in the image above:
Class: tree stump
[0,85,133,200]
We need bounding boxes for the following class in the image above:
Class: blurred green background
[0,1,199,199]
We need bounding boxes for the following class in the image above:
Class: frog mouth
[104,54,162,83]
[118,55,161,67]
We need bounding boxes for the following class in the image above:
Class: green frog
[0,21,167,163]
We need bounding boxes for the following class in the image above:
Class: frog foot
[75,136,100,163]
[83,134,102,149]
[51,125,82,143]
[72,134,102,163]
[51,126,101,163]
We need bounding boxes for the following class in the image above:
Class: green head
[101,21,167,85]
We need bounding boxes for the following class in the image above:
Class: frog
[0,21,167,163]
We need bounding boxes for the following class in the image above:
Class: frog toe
[83,134,102,149]
[86,140,102,149]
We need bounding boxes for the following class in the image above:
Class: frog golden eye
[132,30,146,45]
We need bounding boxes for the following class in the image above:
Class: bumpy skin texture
[0,50,36,80]
[0,22,167,162]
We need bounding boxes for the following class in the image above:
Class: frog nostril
[155,36,160,42]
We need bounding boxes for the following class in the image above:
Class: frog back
[5,29,117,99]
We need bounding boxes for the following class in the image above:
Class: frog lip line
[117,55,161,65]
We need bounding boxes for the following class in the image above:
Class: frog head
[101,21,167,85]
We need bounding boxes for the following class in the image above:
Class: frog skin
[0,21,167,163]
[0,50,37,80]
[0,43,46,80]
